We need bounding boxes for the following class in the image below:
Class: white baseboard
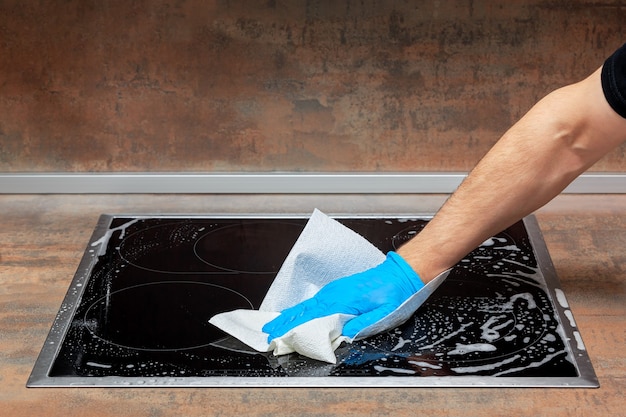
[0,172,624,194]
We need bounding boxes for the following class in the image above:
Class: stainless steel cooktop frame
[27,213,599,388]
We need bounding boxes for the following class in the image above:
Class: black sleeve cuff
[601,42,626,119]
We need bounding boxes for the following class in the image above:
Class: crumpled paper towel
[209,209,449,363]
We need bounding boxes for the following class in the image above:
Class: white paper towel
[209,209,449,363]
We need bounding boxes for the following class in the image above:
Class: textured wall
[0,0,624,172]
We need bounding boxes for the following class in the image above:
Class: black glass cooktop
[28,214,598,387]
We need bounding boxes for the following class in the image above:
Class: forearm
[399,68,626,282]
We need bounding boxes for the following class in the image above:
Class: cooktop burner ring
[193,221,305,274]
[83,281,254,352]
[117,221,232,275]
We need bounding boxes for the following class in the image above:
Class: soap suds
[373,365,416,375]
[408,361,442,370]
[573,331,586,351]
[554,288,569,308]
[451,355,521,374]
[564,310,577,328]
[91,219,141,255]
[448,343,497,356]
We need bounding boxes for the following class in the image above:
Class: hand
[262,251,424,341]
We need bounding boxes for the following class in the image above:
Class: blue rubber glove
[262,251,425,341]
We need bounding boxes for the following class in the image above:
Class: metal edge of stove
[27,214,117,388]
[27,213,599,388]
[519,216,599,388]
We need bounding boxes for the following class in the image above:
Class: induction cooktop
[28,213,598,387]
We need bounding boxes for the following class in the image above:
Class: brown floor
[1,194,624,417]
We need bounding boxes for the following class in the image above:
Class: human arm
[399,66,626,283]
[264,47,626,342]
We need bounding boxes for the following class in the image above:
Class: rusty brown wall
[0,0,624,173]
